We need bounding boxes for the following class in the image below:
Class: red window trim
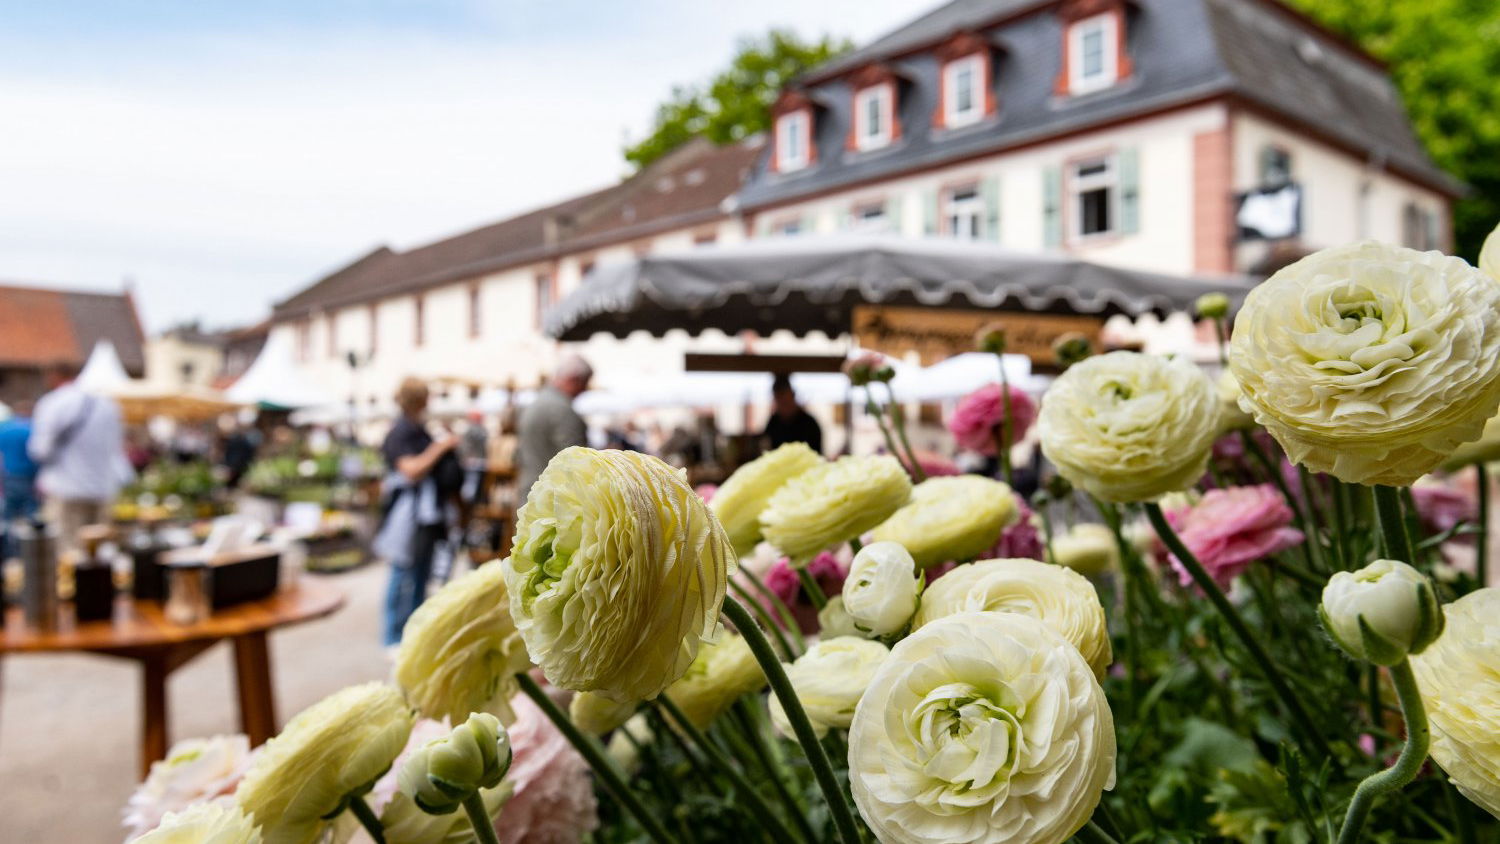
[844,65,902,153]
[1054,0,1133,97]
[413,294,425,347]
[467,283,482,339]
[771,91,818,173]
[933,32,998,129]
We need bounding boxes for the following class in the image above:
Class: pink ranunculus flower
[496,693,600,844]
[915,451,961,478]
[762,549,850,633]
[947,384,1037,456]
[1162,484,1303,588]
[1411,477,1477,535]
[985,496,1045,561]
[694,483,718,503]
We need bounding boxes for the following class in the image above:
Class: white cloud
[0,1,932,331]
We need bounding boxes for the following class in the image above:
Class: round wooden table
[0,580,344,777]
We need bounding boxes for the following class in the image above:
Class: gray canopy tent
[544,235,1255,342]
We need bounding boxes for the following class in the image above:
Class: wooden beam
[683,353,846,374]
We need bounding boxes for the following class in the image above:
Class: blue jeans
[2,475,38,560]
[383,524,442,645]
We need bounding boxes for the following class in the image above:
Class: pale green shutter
[801,212,818,234]
[1042,166,1063,249]
[1119,148,1140,235]
[922,190,940,236]
[885,195,903,233]
[756,215,772,237]
[981,175,1001,241]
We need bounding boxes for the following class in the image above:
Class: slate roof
[0,284,146,374]
[274,138,762,320]
[738,0,1458,211]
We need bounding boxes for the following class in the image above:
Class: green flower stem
[1145,503,1331,758]
[739,566,807,651]
[514,673,672,844]
[722,596,863,844]
[1336,659,1430,844]
[1213,317,1229,368]
[1374,486,1416,564]
[654,697,804,844]
[1095,501,1141,711]
[1297,465,1330,571]
[995,353,1014,487]
[729,578,797,659]
[348,795,386,844]
[865,398,913,478]
[1077,819,1123,844]
[881,382,927,483]
[462,792,502,844]
[1443,777,1478,844]
[731,700,812,834]
[793,565,828,610]
[1476,462,1490,588]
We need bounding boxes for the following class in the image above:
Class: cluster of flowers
[123,225,1500,844]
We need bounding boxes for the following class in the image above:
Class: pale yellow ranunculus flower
[1215,369,1255,434]
[395,561,531,727]
[133,803,262,844]
[759,454,912,561]
[1480,220,1500,281]
[1444,412,1500,471]
[1230,241,1500,486]
[710,442,824,555]
[849,612,1115,844]
[237,683,412,844]
[1412,587,1500,818]
[569,691,637,736]
[870,476,1017,569]
[1049,523,1120,577]
[913,557,1112,679]
[504,447,735,702]
[1039,351,1218,503]
[768,636,889,737]
[664,632,766,729]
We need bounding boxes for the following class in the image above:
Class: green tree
[625,29,850,170]
[1287,0,1500,260]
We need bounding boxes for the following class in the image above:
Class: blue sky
[0,0,934,331]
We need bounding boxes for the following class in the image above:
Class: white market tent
[226,331,329,410]
[76,339,132,394]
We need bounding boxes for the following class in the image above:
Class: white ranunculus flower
[1038,351,1218,502]
[870,476,1017,569]
[841,541,922,637]
[1481,221,1500,281]
[1444,412,1500,470]
[768,636,889,736]
[1230,241,1500,486]
[1048,523,1120,577]
[1321,559,1443,666]
[1412,587,1500,818]
[913,557,1112,678]
[133,802,262,844]
[124,735,256,839]
[1215,369,1255,434]
[816,596,866,639]
[849,612,1115,844]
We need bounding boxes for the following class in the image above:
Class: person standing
[516,355,591,502]
[28,367,133,557]
[0,399,39,559]
[372,377,461,645]
[763,373,823,454]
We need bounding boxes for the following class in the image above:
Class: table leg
[141,654,168,779]
[232,631,276,746]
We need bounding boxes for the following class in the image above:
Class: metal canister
[164,563,212,625]
[17,520,58,633]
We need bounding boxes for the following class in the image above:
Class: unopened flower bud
[1321,560,1444,666]
[1051,332,1093,369]
[975,324,1008,355]
[844,352,894,387]
[399,712,511,815]
[1195,292,1230,320]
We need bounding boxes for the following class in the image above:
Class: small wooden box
[161,544,281,609]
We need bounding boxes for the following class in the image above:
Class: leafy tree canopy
[624,29,850,171]
[1287,0,1500,260]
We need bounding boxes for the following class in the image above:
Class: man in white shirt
[28,366,134,555]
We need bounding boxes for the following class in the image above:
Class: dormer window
[854,84,894,150]
[776,110,811,172]
[943,55,985,128]
[1068,13,1119,94]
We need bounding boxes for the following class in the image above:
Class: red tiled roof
[0,284,145,374]
[273,137,762,320]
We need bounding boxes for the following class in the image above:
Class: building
[269,137,762,411]
[740,0,1458,276]
[144,320,270,392]
[0,283,145,409]
[268,0,1455,420]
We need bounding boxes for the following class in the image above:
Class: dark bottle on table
[74,560,115,622]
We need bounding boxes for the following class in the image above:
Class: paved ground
[0,563,392,843]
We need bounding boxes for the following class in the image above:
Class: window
[467,284,481,339]
[326,311,338,358]
[1403,203,1439,251]
[854,85,893,150]
[413,294,425,347]
[1259,146,1292,188]
[850,203,890,233]
[1069,13,1119,94]
[774,218,802,237]
[777,111,810,171]
[580,259,596,279]
[944,185,983,239]
[944,55,984,128]
[693,231,717,246]
[1071,156,1118,238]
[534,274,554,327]
[296,321,312,363]
[368,303,378,357]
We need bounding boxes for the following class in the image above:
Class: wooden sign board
[852,305,1104,365]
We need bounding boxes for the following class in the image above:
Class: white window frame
[777,111,810,172]
[774,219,803,237]
[854,84,893,151]
[944,184,984,239]
[943,55,985,128]
[1068,13,1119,95]
[849,202,890,233]
[1070,155,1119,240]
